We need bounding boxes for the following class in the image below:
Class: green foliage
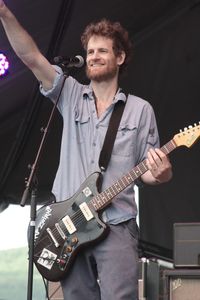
[0,247,46,300]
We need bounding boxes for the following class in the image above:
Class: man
[0,1,172,299]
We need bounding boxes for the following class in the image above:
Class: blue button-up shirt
[40,66,159,224]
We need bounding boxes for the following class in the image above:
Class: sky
[0,204,31,250]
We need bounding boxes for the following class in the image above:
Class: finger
[148,148,162,166]
[154,148,171,165]
[146,151,159,172]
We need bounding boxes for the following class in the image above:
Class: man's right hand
[0,0,6,15]
[0,1,10,20]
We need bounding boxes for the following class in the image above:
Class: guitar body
[34,172,108,281]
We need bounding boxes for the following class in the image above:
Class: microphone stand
[20,69,68,300]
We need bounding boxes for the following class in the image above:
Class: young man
[0,2,172,299]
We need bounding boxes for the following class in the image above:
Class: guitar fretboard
[90,139,177,211]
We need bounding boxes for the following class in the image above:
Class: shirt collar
[82,85,128,103]
[82,84,93,100]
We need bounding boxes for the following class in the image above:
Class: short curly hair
[81,19,132,74]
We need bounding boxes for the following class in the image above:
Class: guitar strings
[38,141,177,246]
[43,185,120,242]
[47,189,116,242]
[51,181,124,239]
[41,175,132,243]
[49,206,92,242]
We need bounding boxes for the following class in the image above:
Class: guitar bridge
[46,228,60,248]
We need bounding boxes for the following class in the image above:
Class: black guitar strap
[98,93,128,172]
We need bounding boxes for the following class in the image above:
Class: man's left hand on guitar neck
[141,148,173,185]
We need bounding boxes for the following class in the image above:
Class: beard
[86,62,118,82]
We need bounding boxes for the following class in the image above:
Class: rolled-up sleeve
[39,65,64,101]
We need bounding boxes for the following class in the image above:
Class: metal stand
[20,72,68,300]
[27,187,37,300]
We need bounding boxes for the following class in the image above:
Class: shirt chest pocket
[112,122,137,157]
[74,113,90,144]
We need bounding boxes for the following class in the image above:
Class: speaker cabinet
[48,281,64,300]
[163,269,200,300]
[138,258,173,300]
[174,222,200,267]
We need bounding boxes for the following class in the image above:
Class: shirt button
[96,125,99,129]
[92,142,96,147]
[91,160,94,164]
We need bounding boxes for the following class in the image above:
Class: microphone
[53,55,84,68]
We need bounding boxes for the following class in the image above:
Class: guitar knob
[66,246,72,253]
[72,236,78,244]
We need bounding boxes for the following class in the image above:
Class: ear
[117,51,126,66]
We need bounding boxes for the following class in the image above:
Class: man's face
[86,35,121,82]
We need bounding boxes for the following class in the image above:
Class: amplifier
[174,222,200,267]
[163,269,200,300]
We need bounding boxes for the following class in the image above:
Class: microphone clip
[53,55,84,69]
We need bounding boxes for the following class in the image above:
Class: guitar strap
[98,93,128,172]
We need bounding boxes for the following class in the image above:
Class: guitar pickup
[62,215,77,234]
[79,202,94,221]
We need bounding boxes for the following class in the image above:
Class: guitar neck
[90,138,177,212]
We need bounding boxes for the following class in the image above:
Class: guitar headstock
[173,123,200,148]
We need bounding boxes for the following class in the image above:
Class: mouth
[90,64,104,68]
[88,60,105,68]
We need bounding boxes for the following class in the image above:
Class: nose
[93,50,100,59]
[88,50,101,61]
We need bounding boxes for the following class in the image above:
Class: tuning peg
[184,127,188,131]
[179,129,183,133]
[188,125,193,129]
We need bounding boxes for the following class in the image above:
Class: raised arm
[0,0,56,90]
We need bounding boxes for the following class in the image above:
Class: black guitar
[33,123,200,281]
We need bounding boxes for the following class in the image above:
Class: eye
[99,48,108,53]
[87,49,94,55]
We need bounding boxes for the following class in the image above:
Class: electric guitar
[33,123,200,281]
